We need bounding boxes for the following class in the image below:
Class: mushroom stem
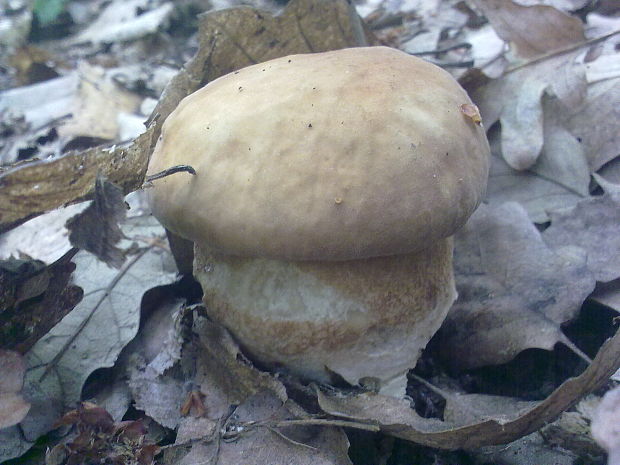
[194,238,457,397]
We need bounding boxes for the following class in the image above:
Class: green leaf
[33,0,68,26]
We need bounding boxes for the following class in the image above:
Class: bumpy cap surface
[147,46,490,260]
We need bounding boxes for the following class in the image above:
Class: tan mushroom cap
[147,46,490,261]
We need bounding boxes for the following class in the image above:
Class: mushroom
[147,47,490,396]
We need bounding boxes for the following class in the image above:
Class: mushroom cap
[147,46,490,261]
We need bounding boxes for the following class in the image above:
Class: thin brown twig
[265,425,319,451]
[506,29,620,74]
[267,418,380,432]
[145,164,196,183]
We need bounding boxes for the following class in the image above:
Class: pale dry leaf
[0,226,173,461]
[125,296,188,429]
[514,0,590,10]
[594,174,620,196]
[531,96,590,196]
[0,354,65,462]
[58,62,142,142]
[438,202,595,370]
[162,317,350,465]
[172,391,352,465]
[0,203,86,263]
[316,329,620,449]
[543,188,620,283]
[71,0,174,45]
[475,432,586,465]
[0,73,78,134]
[591,386,620,465]
[27,215,176,407]
[472,52,586,170]
[485,135,585,223]
[460,24,507,78]
[565,78,620,172]
[0,351,30,430]
[472,0,585,59]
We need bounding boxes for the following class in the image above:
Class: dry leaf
[316,329,620,449]
[1,220,175,460]
[0,126,154,233]
[565,78,620,172]
[543,188,620,283]
[472,0,585,59]
[71,0,173,45]
[486,150,584,223]
[438,202,595,370]
[58,62,142,142]
[472,52,587,171]
[66,174,127,268]
[0,251,82,354]
[0,351,30,429]
[163,317,352,465]
[0,203,86,263]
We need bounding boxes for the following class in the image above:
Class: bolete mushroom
[147,46,490,396]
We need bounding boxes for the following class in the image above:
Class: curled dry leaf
[0,126,154,234]
[0,350,30,429]
[316,328,620,449]
[438,202,595,370]
[66,174,127,268]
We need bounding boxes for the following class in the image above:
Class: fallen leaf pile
[47,402,159,465]
[0,0,619,464]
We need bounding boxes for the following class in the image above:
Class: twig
[506,29,620,74]
[40,247,151,381]
[411,42,472,56]
[145,164,196,183]
[265,425,318,451]
[267,418,380,432]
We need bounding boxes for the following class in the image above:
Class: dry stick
[411,42,472,56]
[145,164,196,183]
[506,29,620,74]
[40,247,151,381]
[265,425,319,451]
[266,418,380,432]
